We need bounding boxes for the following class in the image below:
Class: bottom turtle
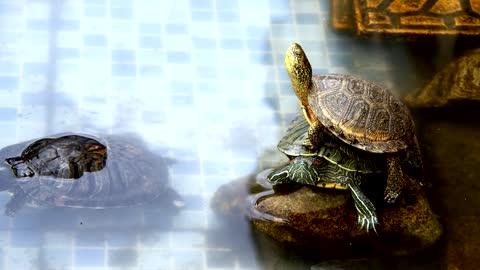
[255,155,381,232]
[0,133,183,216]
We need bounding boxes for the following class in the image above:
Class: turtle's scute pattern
[310,74,413,153]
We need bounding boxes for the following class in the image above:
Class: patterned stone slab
[332,0,480,35]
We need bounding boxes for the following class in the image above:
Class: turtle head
[285,43,312,108]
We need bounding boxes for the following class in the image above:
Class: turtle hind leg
[384,155,405,204]
[347,176,378,233]
[4,187,28,217]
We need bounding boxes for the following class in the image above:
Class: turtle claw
[358,215,379,234]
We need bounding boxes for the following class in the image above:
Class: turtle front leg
[304,121,324,150]
[347,174,378,233]
[384,154,405,203]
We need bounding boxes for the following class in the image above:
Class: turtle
[267,114,384,231]
[0,133,183,216]
[267,155,381,232]
[5,135,107,179]
[285,42,424,203]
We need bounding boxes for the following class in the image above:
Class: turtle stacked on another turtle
[250,43,424,232]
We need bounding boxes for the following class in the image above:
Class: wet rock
[404,48,480,108]
[212,169,442,258]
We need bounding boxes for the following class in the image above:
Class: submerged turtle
[5,135,107,179]
[285,43,423,203]
[260,115,384,231]
[0,134,183,216]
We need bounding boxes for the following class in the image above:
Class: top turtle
[285,43,423,203]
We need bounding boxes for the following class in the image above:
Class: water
[0,0,479,269]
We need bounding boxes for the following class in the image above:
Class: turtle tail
[247,190,288,223]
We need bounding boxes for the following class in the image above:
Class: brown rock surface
[404,48,480,107]
[249,179,442,257]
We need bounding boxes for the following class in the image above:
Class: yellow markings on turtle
[316,182,348,190]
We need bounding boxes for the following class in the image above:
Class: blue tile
[138,23,162,35]
[142,110,166,123]
[75,249,105,267]
[173,250,203,269]
[110,7,133,19]
[56,47,80,60]
[44,248,72,269]
[191,11,214,21]
[246,26,267,39]
[84,6,107,17]
[327,39,353,53]
[0,60,20,74]
[169,81,193,96]
[192,37,216,49]
[227,98,250,109]
[27,19,49,31]
[106,232,137,247]
[195,66,217,78]
[76,231,106,246]
[108,249,137,267]
[328,54,353,67]
[202,160,230,175]
[110,0,133,8]
[111,49,136,62]
[181,195,204,210]
[217,11,240,22]
[111,20,134,32]
[111,64,136,77]
[58,19,80,31]
[0,3,22,16]
[82,47,109,60]
[0,76,18,89]
[207,250,235,268]
[246,39,271,51]
[171,160,201,175]
[139,65,163,76]
[22,62,48,76]
[10,230,42,247]
[83,34,108,46]
[0,31,22,43]
[190,0,213,10]
[270,12,293,23]
[220,38,243,49]
[296,13,320,24]
[57,62,79,73]
[85,0,106,5]
[167,51,191,63]
[138,36,162,49]
[216,0,238,10]
[218,24,242,36]
[165,24,188,34]
[249,52,273,65]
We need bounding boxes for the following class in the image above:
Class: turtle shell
[277,114,383,173]
[309,74,415,153]
[0,133,181,212]
[5,135,107,179]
